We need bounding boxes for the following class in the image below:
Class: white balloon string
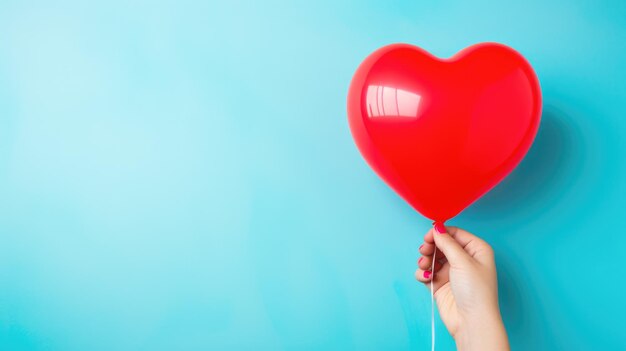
[430,245,437,351]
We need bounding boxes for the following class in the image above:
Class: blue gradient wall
[0,1,624,350]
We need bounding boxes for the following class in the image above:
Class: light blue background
[1,1,625,350]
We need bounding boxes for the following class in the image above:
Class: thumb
[432,222,471,266]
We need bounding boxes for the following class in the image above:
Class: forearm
[454,313,509,351]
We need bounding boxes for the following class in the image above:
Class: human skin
[415,224,510,351]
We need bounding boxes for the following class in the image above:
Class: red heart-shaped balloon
[347,43,542,222]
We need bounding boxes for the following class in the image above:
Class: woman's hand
[415,224,510,351]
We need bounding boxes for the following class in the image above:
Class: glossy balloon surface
[347,43,542,222]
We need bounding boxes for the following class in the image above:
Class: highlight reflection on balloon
[365,85,422,119]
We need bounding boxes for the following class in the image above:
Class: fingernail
[419,244,424,251]
[423,270,431,279]
[418,257,423,264]
[434,222,446,234]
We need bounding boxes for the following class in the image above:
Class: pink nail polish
[418,257,423,264]
[434,222,446,234]
[423,270,431,279]
[419,244,424,251]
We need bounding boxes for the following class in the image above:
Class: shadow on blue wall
[464,106,579,220]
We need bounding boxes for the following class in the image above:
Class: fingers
[423,230,435,244]
[432,222,472,267]
[416,228,447,290]
[416,224,495,295]
[444,226,494,265]
[417,228,447,276]
[415,268,433,283]
[418,242,436,256]
[423,229,447,260]
[415,263,450,294]
[417,255,443,271]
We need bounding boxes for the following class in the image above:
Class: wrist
[454,312,509,351]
